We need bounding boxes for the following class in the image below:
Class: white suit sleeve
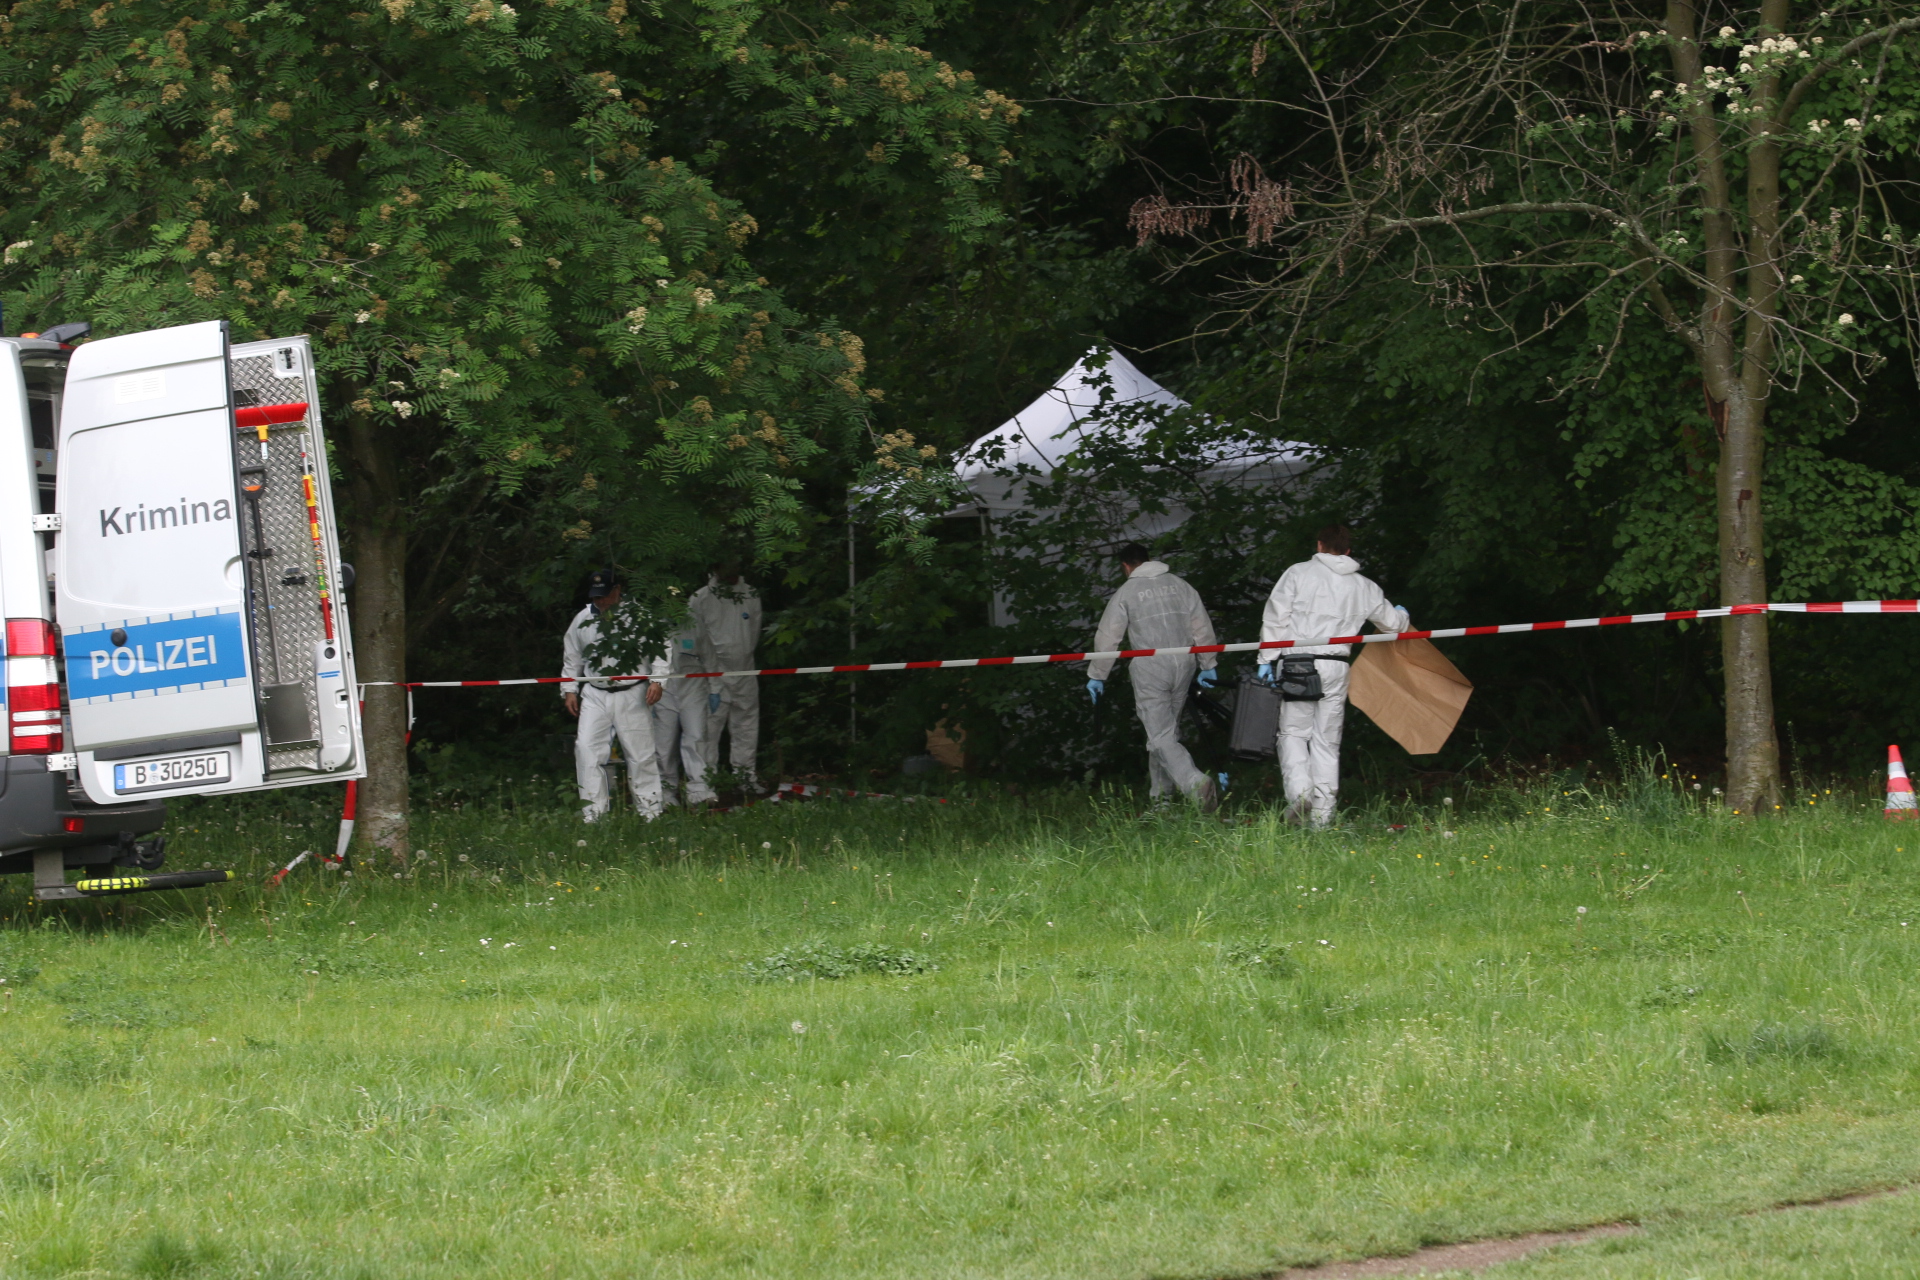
[1188,582,1218,670]
[561,615,586,696]
[1087,588,1131,682]
[1368,593,1411,634]
[1260,569,1297,646]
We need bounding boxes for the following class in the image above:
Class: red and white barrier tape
[266,848,311,887]
[361,600,1917,691]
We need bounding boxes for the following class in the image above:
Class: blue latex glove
[1256,662,1275,686]
[1086,678,1105,705]
[708,691,722,714]
[1196,668,1218,690]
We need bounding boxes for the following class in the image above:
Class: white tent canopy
[953,348,1314,525]
[949,349,1317,624]
[954,350,1190,509]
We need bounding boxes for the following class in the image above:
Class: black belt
[1279,651,1351,664]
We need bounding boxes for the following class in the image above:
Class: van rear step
[35,868,233,900]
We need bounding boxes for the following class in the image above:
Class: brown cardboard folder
[1349,638,1472,755]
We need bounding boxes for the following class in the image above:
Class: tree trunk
[1718,393,1781,815]
[343,405,410,867]
[1667,0,1785,814]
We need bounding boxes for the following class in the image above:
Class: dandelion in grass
[791,1021,808,1035]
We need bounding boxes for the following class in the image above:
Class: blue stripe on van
[65,612,248,700]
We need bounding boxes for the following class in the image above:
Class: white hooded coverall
[690,577,764,788]
[1089,561,1218,800]
[651,627,715,804]
[1260,552,1409,827]
[562,602,672,820]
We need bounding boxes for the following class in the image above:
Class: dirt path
[1265,1183,1916,1278]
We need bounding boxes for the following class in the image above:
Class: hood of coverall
[1128,560,1171,578]
[1313,553,1361,575]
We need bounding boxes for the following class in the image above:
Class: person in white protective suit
[562,570,671,821]
[651,624,717,806]
[1086,543,1222,812]
[689,564,764,791]
[1258,525,1410,829]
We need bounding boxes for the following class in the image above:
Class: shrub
[747,941,937,981]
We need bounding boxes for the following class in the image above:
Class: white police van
[2,319,363,900]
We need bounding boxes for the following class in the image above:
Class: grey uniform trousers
[1130,654,1209,800]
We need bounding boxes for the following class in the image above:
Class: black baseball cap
[586,568,622,599]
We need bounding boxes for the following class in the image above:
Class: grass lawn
[2,779,1919,1279]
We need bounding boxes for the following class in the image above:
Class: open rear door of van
[53,320,364,804]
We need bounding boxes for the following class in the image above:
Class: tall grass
[0,780,1916,1279]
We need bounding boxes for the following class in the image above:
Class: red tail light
[7,617,64,753]
[8,681,63,753]
[62,817,85,833]
[5,617,56,657]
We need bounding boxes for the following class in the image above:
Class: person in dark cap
[562,569,670,821]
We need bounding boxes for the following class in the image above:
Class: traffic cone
[1886,745,1918,820]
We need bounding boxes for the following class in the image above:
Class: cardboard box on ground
[1350,639,1473,755]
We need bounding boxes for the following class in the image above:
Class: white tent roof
[954,350,1186,483]
[952,349,1314,520]
[944,349,1318,627]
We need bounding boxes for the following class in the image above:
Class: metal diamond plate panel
[229,351,328,774]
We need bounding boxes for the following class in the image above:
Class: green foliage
[747,939,938,980]
[1041,0,1920,610]
[1217,938,1293,974]
[0,0,1020,605]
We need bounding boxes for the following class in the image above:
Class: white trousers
[651,680,715,803]
[701,673,760,787]
[574,685,663,821]
[1278,659,1349,828]
[1130,655,1209,799]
